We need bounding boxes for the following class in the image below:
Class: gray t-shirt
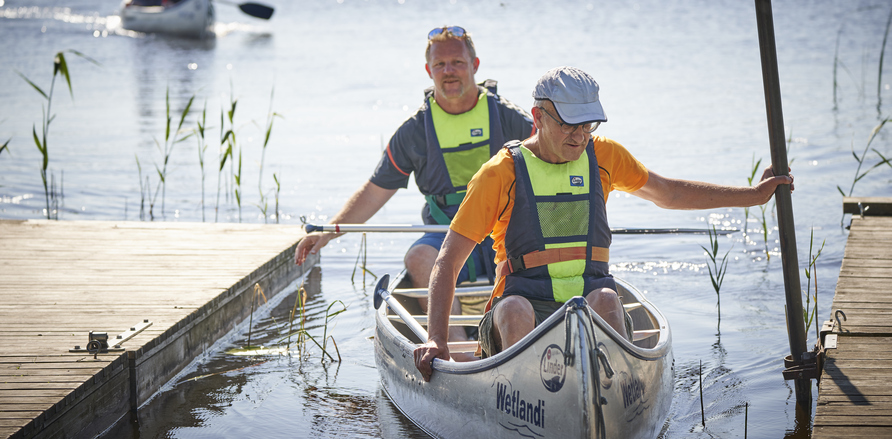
[370,84,534,195]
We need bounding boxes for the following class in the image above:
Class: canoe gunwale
[378,277,671,376]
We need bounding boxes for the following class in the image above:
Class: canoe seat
[632,329,660,342]
[446,341,479,353]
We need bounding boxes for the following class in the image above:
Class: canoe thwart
[394,285,492,298]
[387,314,483,327]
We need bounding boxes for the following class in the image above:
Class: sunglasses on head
[428,26,466,40]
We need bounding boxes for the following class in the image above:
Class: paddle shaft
[305,223,737,235]
[379,278,430,342]
[754,0,811,408]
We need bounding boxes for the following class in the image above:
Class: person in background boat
[414,66,795,381]
[293,26,535,345]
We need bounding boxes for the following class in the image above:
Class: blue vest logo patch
[570,176,584,187]
[470,128,483,137]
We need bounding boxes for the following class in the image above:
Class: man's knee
[493,295,535,321]
[586,287,620,309]
[404,244,438,287]
[404,243,438,266]
[586,288,631,339]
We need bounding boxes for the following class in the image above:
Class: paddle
[754,0,810,409]
[305,223,738,235]
[215,0,274,19]
[373,272,430,343]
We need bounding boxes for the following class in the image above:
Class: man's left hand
[413,340,450,382]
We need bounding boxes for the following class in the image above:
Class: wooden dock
[813,198,892,438]
[0,219,315,438]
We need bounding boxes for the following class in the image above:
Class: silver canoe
[119,0,214,38]
[374,275,673,439]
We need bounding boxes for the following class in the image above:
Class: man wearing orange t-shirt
[414,66,793,381]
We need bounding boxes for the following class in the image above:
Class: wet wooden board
[0,219,316,439]
[814,213,892,439]
[843,197,892,216]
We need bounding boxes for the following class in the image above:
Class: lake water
[2,0,892,437]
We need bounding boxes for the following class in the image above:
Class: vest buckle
[507,255,526,273]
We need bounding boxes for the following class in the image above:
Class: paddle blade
[373,274,390,310]
[239,2,274,19]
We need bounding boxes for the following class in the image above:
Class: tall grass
[135,155,147,220]
[272,173,281,224]
[877,6,892,110]
[280,281,345,362]
[701,225,731,324]
[833,26,867,109]
[837,118,892,198]
[149,89,194,220]
[234,148,243,222]
[215,96,235,222]
[256,86,281,223]
[802,228,826,344]
[352,233,377,286]
[196,100,209,222]
[1,138,9,157]
[744,154,762,237]
[17,50,98,219]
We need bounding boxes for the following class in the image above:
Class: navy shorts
[410,232,496,284]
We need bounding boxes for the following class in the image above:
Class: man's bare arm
[413,229,477,381]
[632,167,792,210]
[294,181,397,265]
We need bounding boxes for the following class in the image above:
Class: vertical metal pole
[753,0,812,408]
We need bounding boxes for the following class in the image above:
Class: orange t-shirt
[449,136,649,300]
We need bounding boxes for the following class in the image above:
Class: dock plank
[0,219,316,438]
[815,212,892,438]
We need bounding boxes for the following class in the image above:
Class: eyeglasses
[539,107,600,134]
[428,26,467,40]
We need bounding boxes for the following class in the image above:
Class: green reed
[802,228,826,344]
[699,360,705,427]
[1,138,9,157]
[280,283,344,363]
[215,96,236,222]
[878,7,892,107]
[149,88,194,220]
[272,173,281,224]
[245,283,269,348]
[234,148,243,223]
[256,86,281,223]
[352,233,377,286]
[196,100,209,222]
[701,225,731,323]
[18,50,98,219]
[135,155,147,220]
[758,204,770,260]
[744,154,762,237]
[836,118,892,198]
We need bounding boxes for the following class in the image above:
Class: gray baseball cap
[533,66,607,124]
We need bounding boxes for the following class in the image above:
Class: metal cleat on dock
[70,319,153,358]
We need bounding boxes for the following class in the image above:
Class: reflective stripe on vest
[501,139,615,303]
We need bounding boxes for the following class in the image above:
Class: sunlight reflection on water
[3,0,891,437]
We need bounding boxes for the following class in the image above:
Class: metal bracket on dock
[782,351,821,381]
[783,313,845,382]
[69,320,153,357]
